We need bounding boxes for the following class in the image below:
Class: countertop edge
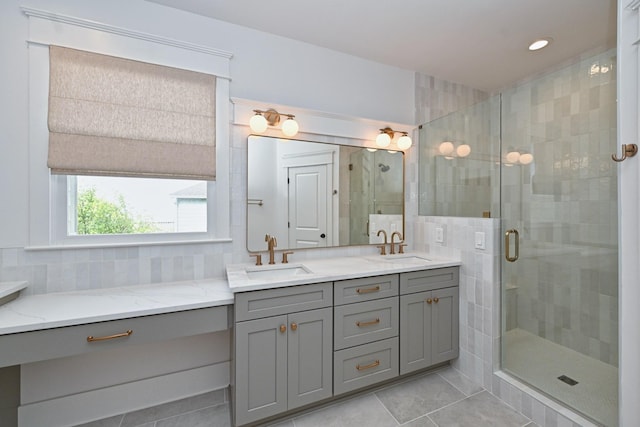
[227,254,462,293]
[0,279,233,336]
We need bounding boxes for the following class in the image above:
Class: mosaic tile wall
[501,49,618,366]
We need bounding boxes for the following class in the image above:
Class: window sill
[25,237,233,251]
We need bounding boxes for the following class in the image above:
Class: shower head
[378,163,390,172]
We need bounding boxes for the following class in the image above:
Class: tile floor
[76,367,536,427]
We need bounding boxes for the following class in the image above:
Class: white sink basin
[378,255,432,264]
[245,264,312,280]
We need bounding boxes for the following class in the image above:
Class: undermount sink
[245,264,312,280]
[378,254,432,264]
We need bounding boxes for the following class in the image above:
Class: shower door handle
[505,229,519,262]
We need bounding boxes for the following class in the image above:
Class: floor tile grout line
[371,391,403,426]
[436,370,484,397]
[424,392,475,416]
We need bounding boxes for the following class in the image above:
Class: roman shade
[47,45,216,180]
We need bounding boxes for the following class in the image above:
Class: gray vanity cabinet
[234,283,333,426]
[333,275,400,395]
[399,268,459,375]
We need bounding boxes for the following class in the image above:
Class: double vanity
[227,253,460,426]
[0,252,459,427]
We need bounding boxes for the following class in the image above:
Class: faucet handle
[250,253,262,266]
[282,251,294,264]
[376,244,387,256]
[399,243,408,254]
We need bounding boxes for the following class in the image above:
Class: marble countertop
[226,252,461,293]
[0,278,233,336]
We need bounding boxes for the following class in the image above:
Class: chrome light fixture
[375,127,412,150]
[249,108,299,137]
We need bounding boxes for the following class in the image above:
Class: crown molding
[21,6,233,59]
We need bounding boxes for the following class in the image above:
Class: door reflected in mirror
[247,136,404,252]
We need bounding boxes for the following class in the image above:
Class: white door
[288,164,330,248]
[618,1,640,424]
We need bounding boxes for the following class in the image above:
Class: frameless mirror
[247,135,404,252]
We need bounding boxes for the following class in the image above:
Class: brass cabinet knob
[290,322,298,331]
[426,298,433,304]
[434,297,439,303]
[279,324,287,333]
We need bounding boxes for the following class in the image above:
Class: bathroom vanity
[226,254,460,426]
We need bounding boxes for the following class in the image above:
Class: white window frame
[24,7,232,248]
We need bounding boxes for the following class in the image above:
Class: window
[68,176,208,236]
[25,9,231,248]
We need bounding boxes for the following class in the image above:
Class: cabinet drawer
[0,306,228,368]
[334,337,399,395]
[400,267,459,295]
[334,275,398,305]
[235,282,332,321]
[334,297,398,350]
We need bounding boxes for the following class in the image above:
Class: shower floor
[504,328,618,427]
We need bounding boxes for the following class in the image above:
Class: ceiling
[147,0,616,92]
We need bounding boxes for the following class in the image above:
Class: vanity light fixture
[505,150,534,165]
[438,141,471,159]
[528,38,552,51]
[375,127,412,150]
[249,108,299,137]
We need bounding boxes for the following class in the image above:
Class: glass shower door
[500,49,618,426]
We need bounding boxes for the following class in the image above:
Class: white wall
[0,0,414,249]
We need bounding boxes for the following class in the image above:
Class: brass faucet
[376,229,388,255]
[265,234,277,264]
[390,231,403,255]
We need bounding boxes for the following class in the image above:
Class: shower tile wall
[501,49,618,366]
[418,98,501,218]
[415,73,490,125]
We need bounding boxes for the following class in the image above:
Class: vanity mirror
[247,135,404,252]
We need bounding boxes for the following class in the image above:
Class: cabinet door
[399,291,432,375]
[431,287,459,364]
[287,307,333,410]
[235,315,288,426]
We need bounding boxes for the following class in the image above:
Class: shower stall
[419,48,618,426]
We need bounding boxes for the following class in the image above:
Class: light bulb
[397,134,412,150]
[456,144,471,157]
[506,151,521,163]
[366,148,378,152]
[249,114,268,133]
[439,141,454,156]
[519,153,534,165]
[281,117,299,137]
[376,132,391,148]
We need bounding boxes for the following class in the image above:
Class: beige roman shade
[47,45,216,180]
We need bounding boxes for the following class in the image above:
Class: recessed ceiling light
[528,38,552,51]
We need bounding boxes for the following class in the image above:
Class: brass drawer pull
[356,318,380,328]
[280,324,287,333]
[433,297,439,303]
[87,330,133,342]
[290,322,298,331]
[426,298,433,304]
[356,359,380,371]
[356,285,380,294]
